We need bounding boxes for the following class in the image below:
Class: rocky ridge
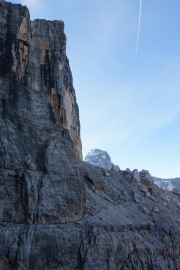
[153,177,180,193]
[85,149,180,195]
[0,1,180,270]
[0,0,84,225]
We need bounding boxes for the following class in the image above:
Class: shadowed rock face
[0,1,180,270]
[0,0,82,160]
[0,0,85,224]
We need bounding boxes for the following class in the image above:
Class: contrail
[136,0,143,56]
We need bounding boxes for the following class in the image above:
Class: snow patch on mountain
[84,149,114,170]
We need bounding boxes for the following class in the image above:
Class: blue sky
[11,0,180,178]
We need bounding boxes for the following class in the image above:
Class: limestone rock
[0,0,85,224]
[1,161,180,269]
[0,0,82,160]
[141,206,151,215]
[132,169,141,182]
[152,206,160,213]
[140,170,154,187]
[0,1,180,270]
[123,170,132,181]
[172,188,180,196]
[112,164,121,173]
[83,162,106,190]
[134,192,141,203]
[153,177,180,191]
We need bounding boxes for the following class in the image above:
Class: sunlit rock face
[0,0,85,225]
[0,0,82,160]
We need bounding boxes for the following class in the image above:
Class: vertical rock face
[0,0,85,224]
[0,2,180,270]
[30,19,82,160]
[0,0,82,160]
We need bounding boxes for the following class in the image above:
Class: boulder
[172,188,180,196]
[112,165,121,173]
[132,169,141,182]
[140,170,154,187]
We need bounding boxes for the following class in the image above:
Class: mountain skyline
[10,0,180,178]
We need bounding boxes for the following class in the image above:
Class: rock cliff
[0,0,84,225]
[0,0,82,160]
[0,1,180,270]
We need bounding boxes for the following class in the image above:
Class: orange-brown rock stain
[12,16,29,79]
[62,88,82,160]
[49,86,82,160]
[19,17,28,41]
[40,40,50,63]
[12,42,29,79]
[37,33,82,159]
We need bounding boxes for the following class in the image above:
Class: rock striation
[0,0,82,160]
[0,0,84,225]
[0,1,180,270]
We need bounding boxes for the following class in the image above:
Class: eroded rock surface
[0,1,180,270]
[0,0,84,224]
[0,0,82,159]
[0,163,180,270]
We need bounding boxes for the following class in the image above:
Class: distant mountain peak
[84,149,114,170]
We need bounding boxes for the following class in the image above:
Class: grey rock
[142,206,151,215]
[0,2,179,270]
[112,164,121,173]
[152,206,160,213]
[0,0,82,160]
[145,191,150,198]
[83,161,106,190]
[172,188,180,196]
[134,192,141,203]
[0,0,85,224]
[139,184,149,193]
[123,170,132,180]
[140,170,154,187]
[132,169,141,182]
